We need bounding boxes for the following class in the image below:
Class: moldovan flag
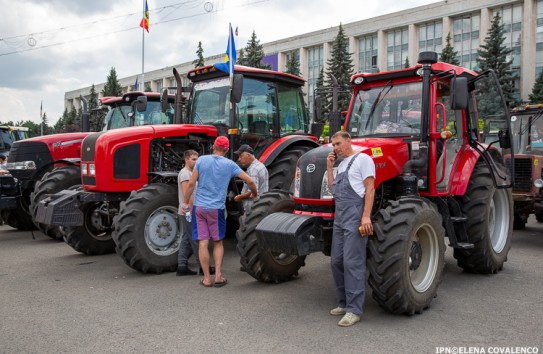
[140,0,150,32]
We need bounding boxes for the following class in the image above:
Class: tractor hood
[295,137,409,200]
[81,124,218,192]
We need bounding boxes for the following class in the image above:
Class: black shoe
[199,266,216,275]
[176,267,197,276]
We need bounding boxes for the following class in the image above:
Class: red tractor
[239,52,514,315]
[36,65,319,273]
[508,104,543,228]
[0,91,176,239]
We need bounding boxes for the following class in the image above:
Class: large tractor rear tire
[455,162,513,274]
[236,190,306,283]
[64,200,116,255]
[113,184,180,274]
[267,145,313,192]
[367,197,445,315]
[30,166,81,240]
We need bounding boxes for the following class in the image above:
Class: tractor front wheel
[30,166,81,240]
[236,190,306,283]
[367,197,445,315]
[113,184,180,274]
[64,201,116,255]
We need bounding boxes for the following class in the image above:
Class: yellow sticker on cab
[535,159,539,166]
[371,147,383,157]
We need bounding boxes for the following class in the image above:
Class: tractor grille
[512,158,533,192]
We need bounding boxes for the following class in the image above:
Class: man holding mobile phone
[326,131,375,327]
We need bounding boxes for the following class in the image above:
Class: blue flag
[134,76,139,91]
[213,24,236,74]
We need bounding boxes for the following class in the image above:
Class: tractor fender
[34,158,82,182]
[258,136,319,167]
[449,146,480,196]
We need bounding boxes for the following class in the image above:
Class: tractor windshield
[347,82,422,138]
[101,101,174,131]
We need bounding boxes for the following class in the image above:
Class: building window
[307,45,324,114]
[453,14,480,70]
[536,0,543,76]
[419,21,443,53]
[358,34,378,73]
[156,80,163,92]
[496,4,522,102]
[387,28,408,70]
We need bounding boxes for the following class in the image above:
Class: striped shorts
[192,206,226,241]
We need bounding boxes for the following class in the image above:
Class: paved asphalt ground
[1,216,542,354]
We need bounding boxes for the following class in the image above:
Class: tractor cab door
[468,70,513,188]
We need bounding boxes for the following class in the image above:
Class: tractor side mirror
[450,77,468,110]
[160,88,169,113]
[231,74,243,103]
[498,129,511,149]
[314,95,322,123]
[136,95,148,112]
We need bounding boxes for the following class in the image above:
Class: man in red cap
[183,136,257,287]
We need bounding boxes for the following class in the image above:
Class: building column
[300,47,308,95]
[350,36,359,73]
[323,42,332,73]
[521,0,537,101]
[442,16,452,44]
[377,30,387,72]
[408,23,418,65]
[480,7,492,41]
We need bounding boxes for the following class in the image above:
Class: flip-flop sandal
[214,278,228,287]
[200,278,212,287]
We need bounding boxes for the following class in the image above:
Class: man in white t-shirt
[326,131,375,327]
[176,150,201,276]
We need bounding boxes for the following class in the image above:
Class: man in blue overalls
[326,131,375,327]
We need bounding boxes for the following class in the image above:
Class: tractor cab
[186,65,311,160]
[100,91,175,131]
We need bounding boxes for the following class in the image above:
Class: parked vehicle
[508,104,543,228]
[36,65,319,273]
[240,52,514,315]
[3,91,174,237]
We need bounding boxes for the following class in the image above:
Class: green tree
[404,57,410,68]
[102,67,123,97]
[88,84,104,131]
[324,23,354,115]
[440,33,460,65]
[144,82,152,92]
[529,70,543,103]
[476,12,517,106]
[41,112,49,135]
[285,50,301,76]
[237,31,271,69]
[193,41,205,68]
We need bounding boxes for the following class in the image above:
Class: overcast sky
[0,0,439,126]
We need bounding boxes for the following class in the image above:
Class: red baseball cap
[214,136,230,149]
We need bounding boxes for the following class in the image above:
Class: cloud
[0,0,439,125]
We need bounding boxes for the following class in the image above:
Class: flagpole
[141,0,145,91]
[228,23,234,90]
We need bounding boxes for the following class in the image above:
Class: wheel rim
[144,206,180,256]
[84,204,112,241]
[409,223,439,293]
[270,251,298,266]
[489,189,509,253]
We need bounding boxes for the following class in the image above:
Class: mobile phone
[333,151,337,159]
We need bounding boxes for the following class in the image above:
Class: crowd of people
[176,133,375,327]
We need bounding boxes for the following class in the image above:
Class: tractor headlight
[294,167,301,198]
[89,163,96,176]
[6,161,36,170]
[81,163,87,175]
[320,168,337,199]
